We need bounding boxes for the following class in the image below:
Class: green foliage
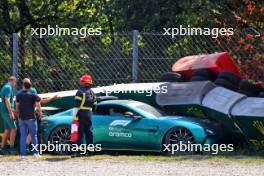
[0,1,262,92]
[0,0,238,34]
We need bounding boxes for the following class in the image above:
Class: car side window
[95,105,112,115]
[109,106,128,116]
[96,105,137,117]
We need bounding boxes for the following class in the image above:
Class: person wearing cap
[0,76,17,155]
[15,80,42,159]
[72,74,97,156]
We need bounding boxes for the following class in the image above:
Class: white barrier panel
[231,98,264,117]
[39,82,165,99]
[202,87,246,114]
[156,81,216,106]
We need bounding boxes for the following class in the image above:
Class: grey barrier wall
[202,87,246,115]
[231,98,264,117]
[156,81,216,106]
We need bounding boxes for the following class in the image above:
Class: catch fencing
[0,29,263,93]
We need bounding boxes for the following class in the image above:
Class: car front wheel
[163,127,195,154]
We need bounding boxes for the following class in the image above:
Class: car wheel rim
[166,127,195,154]
[169,127,195,144]
[50,126,71,154]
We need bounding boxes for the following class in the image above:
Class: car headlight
[205,128,216,135]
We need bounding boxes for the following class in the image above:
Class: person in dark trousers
[15,80,42,159]
[72,74,97,156]
[17,78,59,148]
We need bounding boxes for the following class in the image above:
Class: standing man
[17,78,59,147]
[0,76,17,155]
[16,80,42,159]
[73,74,97,156]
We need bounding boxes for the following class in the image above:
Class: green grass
[1,154,264,164]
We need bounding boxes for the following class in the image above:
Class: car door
[92,104,130,149]
[93,104,159,151]
[119,115,160,151]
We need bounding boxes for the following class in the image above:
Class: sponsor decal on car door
[108,117,159,150]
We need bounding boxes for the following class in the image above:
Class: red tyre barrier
[172,52,241,80]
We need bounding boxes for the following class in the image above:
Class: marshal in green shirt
[1,83,15,116]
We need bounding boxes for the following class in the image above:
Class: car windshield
[136,104,165,117]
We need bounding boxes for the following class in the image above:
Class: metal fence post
[132,30,139,83]
[12,33,18,79]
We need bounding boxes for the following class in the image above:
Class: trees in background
[1,0,262,34]
[0,0,263,90]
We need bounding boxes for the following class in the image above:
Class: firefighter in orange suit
[72,74,97,148]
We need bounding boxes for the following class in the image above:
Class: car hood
[160,116,222,132]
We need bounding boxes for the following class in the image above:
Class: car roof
[98,99,146,107]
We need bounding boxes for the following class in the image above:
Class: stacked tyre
[213,72,263,97]
[161,71,264,98]
[160,72,183,82]
[239,80,263,97]
[190,69,216,82]
[214,72,241,91]
[258,92,264,97]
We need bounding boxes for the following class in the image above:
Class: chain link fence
[0,30,263,93]
[0,35,12,84]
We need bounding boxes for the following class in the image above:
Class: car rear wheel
[49,125,72,155]
[163,127,195,154]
